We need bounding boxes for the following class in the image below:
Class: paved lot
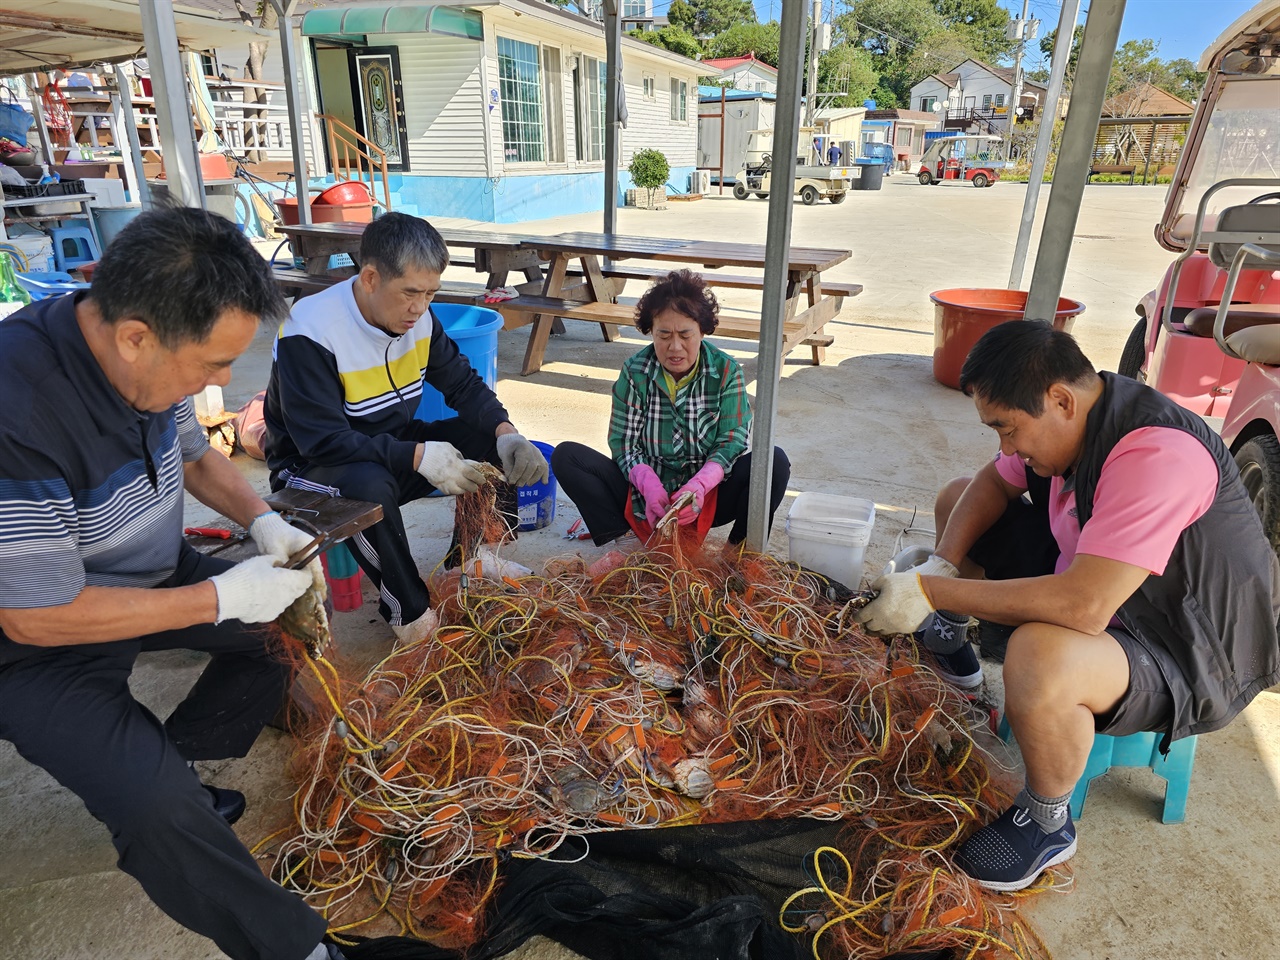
[2,179,1276,960]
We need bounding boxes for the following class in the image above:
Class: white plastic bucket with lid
[785,492,876,588]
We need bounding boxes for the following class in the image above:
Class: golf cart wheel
[733,182,749,200]
[830,191,846,204]
[1234,435,1280,552]
[801,185,820,206]
[755,192,769,199]
[972,173,989,188]
[918,171,932,185]
[1118,318,1147,380]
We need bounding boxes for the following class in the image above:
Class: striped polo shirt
[0,293,210,615]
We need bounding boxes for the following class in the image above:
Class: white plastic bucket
[785,492,876,588]
[0,234,55,273]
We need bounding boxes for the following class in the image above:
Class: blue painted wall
[386,167,697,223]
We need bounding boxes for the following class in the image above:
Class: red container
[275,197,374,226]
[319,552,364,613]
[315,181,373,205]
[931,288,1086,390]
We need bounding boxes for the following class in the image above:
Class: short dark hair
[359,212,449,279]
[959,321,1096,415]
[89,206,284,348]
[635,269,719,335]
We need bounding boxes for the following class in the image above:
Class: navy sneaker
[928,641,984,689]
[954,805,1077,891]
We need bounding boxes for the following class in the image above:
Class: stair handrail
[317,113,392,212]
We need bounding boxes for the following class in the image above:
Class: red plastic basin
[930,288,1086,390]
[315,181,373,205]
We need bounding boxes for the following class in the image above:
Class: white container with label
[785,492,876,589]
[0,234,55,273]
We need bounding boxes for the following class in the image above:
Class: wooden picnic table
[509,232,853,374]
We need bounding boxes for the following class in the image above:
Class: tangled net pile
[260,486,1067,960]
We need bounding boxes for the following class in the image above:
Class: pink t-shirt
[994,426,1219,576]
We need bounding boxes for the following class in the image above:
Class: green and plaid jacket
[608,340,751,515]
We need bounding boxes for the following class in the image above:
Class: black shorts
[1094,626,1177,738]
[968,495,1060,581]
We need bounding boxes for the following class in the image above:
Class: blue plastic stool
[16,270,90,301]
[998,716,1197,823]
[50,226,100,273]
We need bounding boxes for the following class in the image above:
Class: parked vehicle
[916,135,1003,187]
[733,130,852,205]
[1119,0,1280,542]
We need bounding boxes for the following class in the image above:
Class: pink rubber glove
[672,461,724,526]
[629,463,670,528]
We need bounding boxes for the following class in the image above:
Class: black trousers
[552,442,791,546]
[280,417,505,627]
[0,545,327,960]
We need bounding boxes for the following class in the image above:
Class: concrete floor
[2,179,1277,960]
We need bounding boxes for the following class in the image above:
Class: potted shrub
[627,148,670,209]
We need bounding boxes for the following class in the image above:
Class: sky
[738,0,1261,67]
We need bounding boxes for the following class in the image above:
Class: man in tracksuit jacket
[857,321,1280,892]
[264,213,548,644]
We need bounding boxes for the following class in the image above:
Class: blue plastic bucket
[517,441,557,531]
[416,304,503,422]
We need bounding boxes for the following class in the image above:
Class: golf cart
[733,129,852,205]
[1118,0,1280,542]
[916,135,1003,187]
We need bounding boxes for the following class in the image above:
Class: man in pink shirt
[857,322,1280,893]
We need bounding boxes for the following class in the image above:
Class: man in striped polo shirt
[0,209,346,960]
[263,213,548,646]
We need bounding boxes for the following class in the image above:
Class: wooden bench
[272,268,488,306]
[498,295,837,375]
[602,263,864,300]
[1088,163,1137,184]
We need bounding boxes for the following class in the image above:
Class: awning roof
[0,0,270,77]
[300,3,494,41]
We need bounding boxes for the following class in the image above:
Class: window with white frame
[896,127,913,148]
[982,94,992,109]
[670,77,687,122]
[643,75,655,99]
[498,36,545,163]
[574,54,608,162]
[623,0,647,17]
[995,94,1006,108]
[920,95,937,112]
[541,46,565,163]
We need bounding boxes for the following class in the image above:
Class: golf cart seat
[1194,200,1280,363]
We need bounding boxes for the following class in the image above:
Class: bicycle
[226,150,295,244]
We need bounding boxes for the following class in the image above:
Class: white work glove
[495,433,549,487]
[249,510,326,597]
[210,555,313,625]
[855,571,937,636]
[912,554,959,580]
[417,441,487,496]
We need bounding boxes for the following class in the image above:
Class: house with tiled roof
[908,58,1067,134]
[699,54,777,94]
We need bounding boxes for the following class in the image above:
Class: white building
[699,54,778,94]
[211,0,700,222]
[908,58,1062,134]
[697,86,775,184]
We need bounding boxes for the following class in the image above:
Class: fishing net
[260,480,1067,960]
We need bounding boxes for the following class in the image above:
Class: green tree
[708,21,781,66]
[630,26,703,61]
[685,0,756,37]
[932,0,1013,62]
[1037,24,1083,82]
[629,148,670,208]
[816,45,880,108]
[667,0,696,33]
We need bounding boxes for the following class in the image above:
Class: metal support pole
[269,0,311,225]
[1024,0,1126,321]
[25,78,56,167]
[138,0,204,207]
[1005,0,1030,160]
[719,86,725,194]
[745,0,807,551]
[804,0,820,129]
[113,65,151,207]
[1008,0,1081,289]
[602,0,622,235]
